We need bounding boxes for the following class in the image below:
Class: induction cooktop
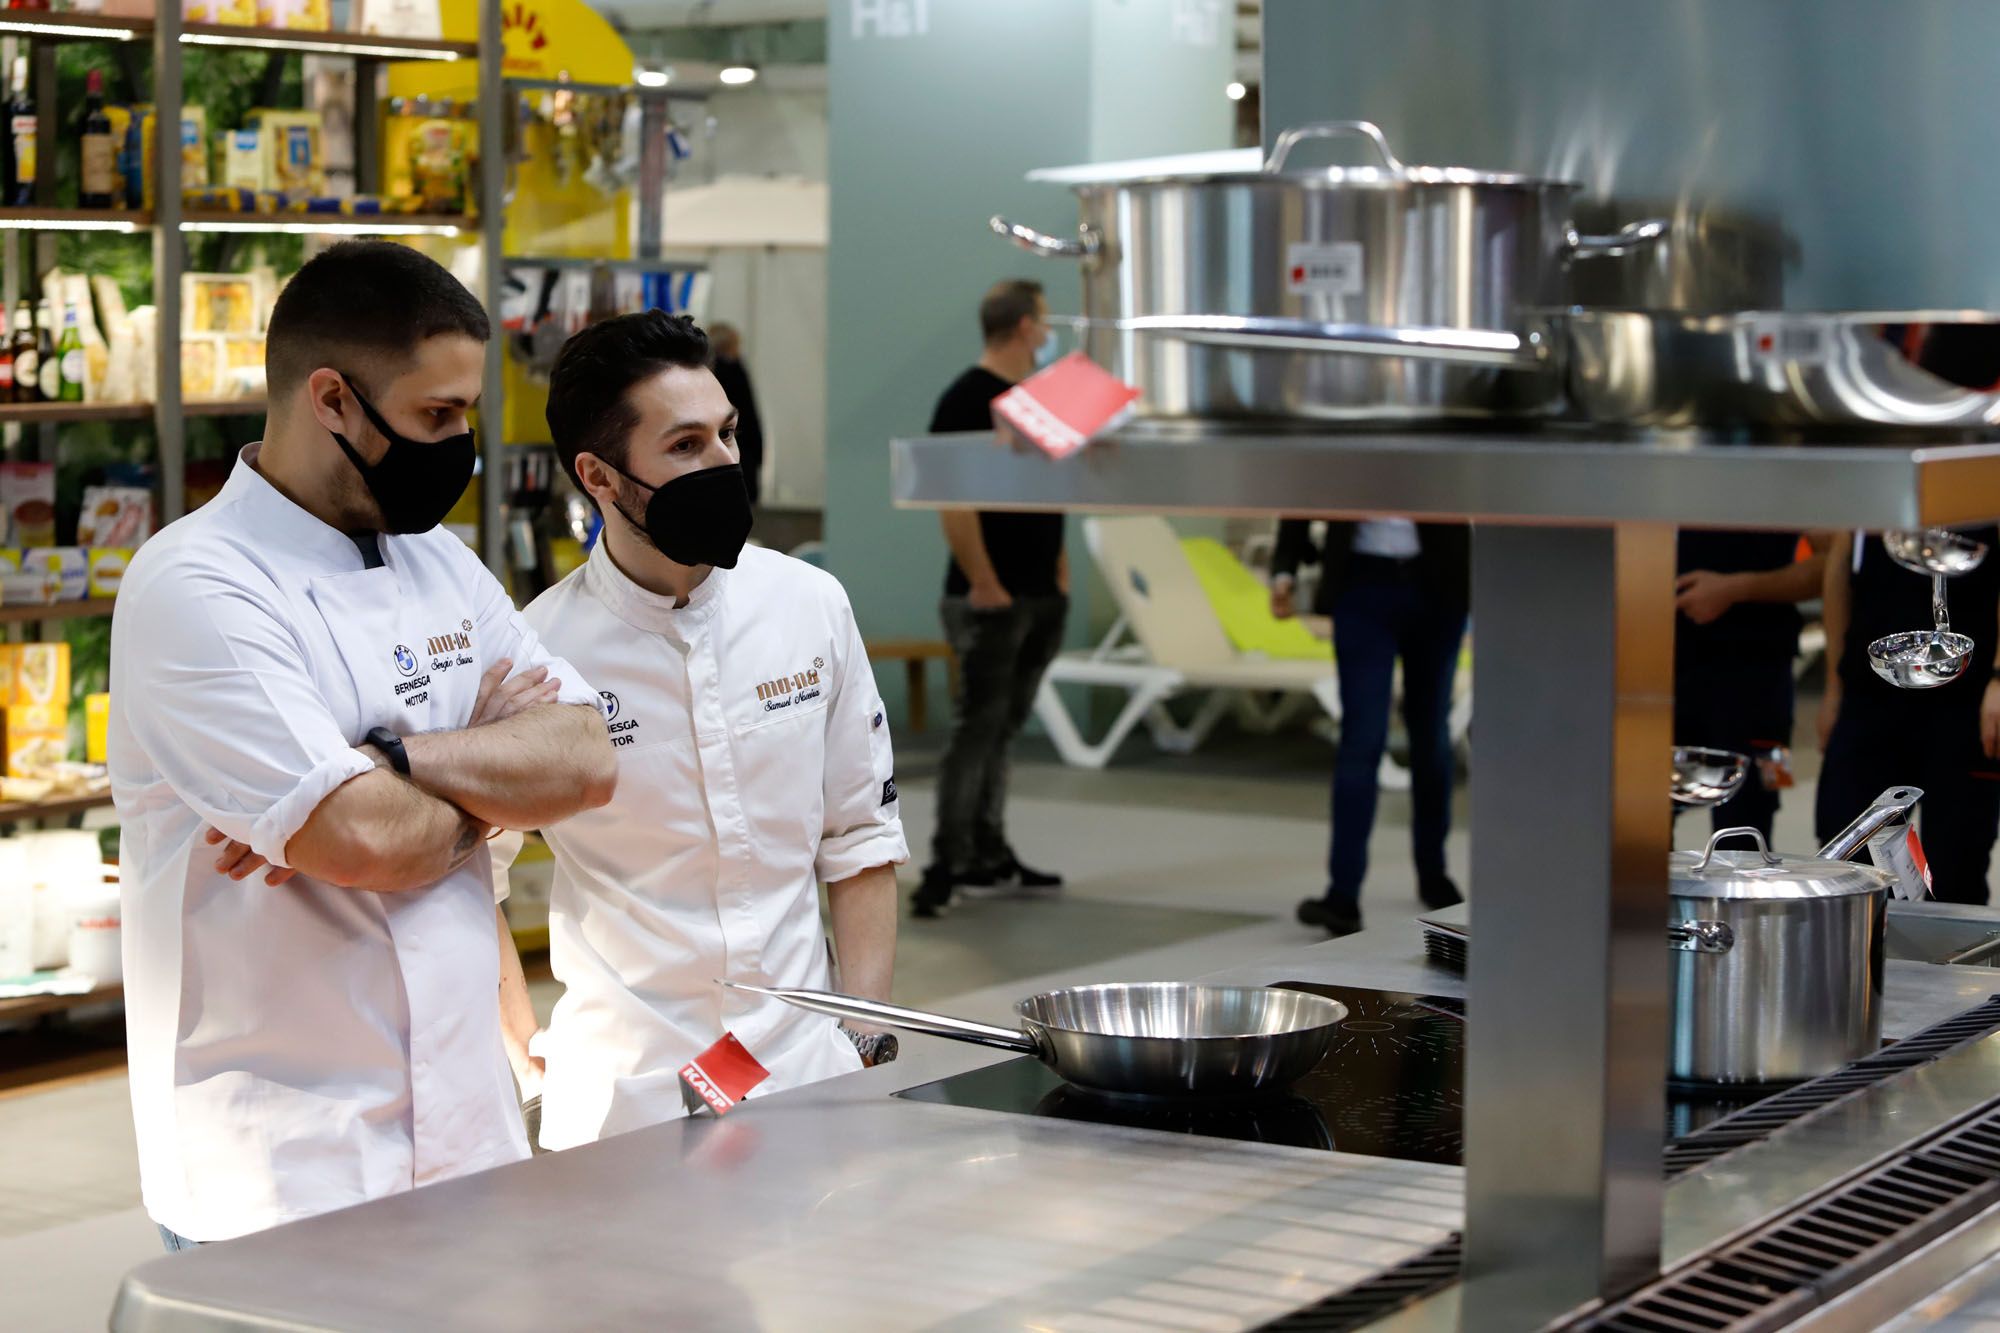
[895,982,1772,1164]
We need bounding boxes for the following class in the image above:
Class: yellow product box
[247,110,324,196]
[85,693,109,765]
[224,128,264,192]
[17,548,87,603]
[4,704,67,778]
[87,548,132,599]
[10,643,69,708]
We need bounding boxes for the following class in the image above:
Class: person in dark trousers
[1273,518,1469,937]
[1673,531,1828,842]
[708,323,764,506]
[912,279,1066,919]
[1818,528,2000,905]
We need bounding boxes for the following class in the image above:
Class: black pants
[1323,567,1467,907]
[1673,649,1795,842]
[1816,689,2000,905]
[931,595,1068,873]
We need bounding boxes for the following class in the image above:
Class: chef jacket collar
[584,531,728,640]
[224,443,384,572]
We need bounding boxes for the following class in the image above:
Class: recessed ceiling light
[718,65,758,86]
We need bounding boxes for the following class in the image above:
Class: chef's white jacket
[519,539,907,1149]
[109,445,596,1241]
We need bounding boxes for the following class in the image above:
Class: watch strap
[365,726,411,777]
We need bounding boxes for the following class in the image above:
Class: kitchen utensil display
[994,120,1662,423]
[1534,309,2000,432]
[721,979,1349,1099]
[1869,529,1982,689]
[1667,786,1921,1085]
[1671,747,1750,807]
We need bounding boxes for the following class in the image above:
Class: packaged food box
[0,463,55,548]
[181,335,223,399]
[9,644,69,708]
[85,693,108,765]
[0,570,55,608]
[78,486,152,548]
[248,111,324,196]
[87,548,132,599]
[185,0,257,25]
[224,129,264,191]
[4,704,68,778]
[407,119,469,212]
[17,549,87,603]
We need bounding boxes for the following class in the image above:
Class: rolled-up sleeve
[114,566,374,867]
[815,595,909,884]
[459,542,598,711]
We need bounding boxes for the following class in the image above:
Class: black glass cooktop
[896,982,1776,1165]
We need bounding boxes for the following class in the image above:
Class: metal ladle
[1869,529,1983,689]
[1671,747,1749,807]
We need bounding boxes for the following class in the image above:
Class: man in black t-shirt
[912,279,1068,918]
[1673,531,1827,842]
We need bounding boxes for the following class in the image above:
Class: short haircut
[266,241,489,399]
[546,310,713,495]
[980,279,1044,343]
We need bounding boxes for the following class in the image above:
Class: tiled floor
[0,714,1836,1331]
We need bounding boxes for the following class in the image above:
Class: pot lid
[1668,827,1888,900]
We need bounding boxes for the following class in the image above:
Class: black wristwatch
[365,726,411,777]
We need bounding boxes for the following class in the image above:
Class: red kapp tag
[991,352,1142,460]
[679,1032,771,1115]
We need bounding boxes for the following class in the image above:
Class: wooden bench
[865,639,958,733]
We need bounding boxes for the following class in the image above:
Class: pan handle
[1118,313,1547,371]
[1818,786,1924,862]
[720,980,1040,1055]
[989,215,1101,262]
[1666,920,1736,954]
[1566,218,1670,259]
[1266,120,1406,175]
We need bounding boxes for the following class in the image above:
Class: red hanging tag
[679,1032,771,1116]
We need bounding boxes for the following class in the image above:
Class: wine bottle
[12,299,37,404]
[35,301,56,402]
[80,69,114,209]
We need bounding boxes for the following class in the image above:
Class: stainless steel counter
[110,932,2000,1332]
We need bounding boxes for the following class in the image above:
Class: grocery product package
[0,463,56,547]
[79,486,152,548]
[85,693,108,764]
[4,704,68,780]
[17,550,87,603]
[86,547,132,598]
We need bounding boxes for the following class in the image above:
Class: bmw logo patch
[599,690,621,722]
[393,644,419,677]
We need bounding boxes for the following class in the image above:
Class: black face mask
[330,377,478,535]
[605,461,753,569]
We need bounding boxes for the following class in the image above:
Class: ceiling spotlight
[635,67,670,88]
[1225,81,1247,101]
[718,65,758,86]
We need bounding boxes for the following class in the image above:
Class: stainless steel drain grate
[1574,1081,2000,1330]
[1254,992,2000,1333]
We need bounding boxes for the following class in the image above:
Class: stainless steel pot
[723,979,1348,1099]
[1537,308,2000,433]
[1667,787,1921,1085]
[993,121,1662,424]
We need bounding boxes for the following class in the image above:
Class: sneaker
[960,853,1064,898]
[910,866,955,920]
[1296,897,1363,939]
[1418,876,1464,911]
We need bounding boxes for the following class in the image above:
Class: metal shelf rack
[891,424,2000,1332]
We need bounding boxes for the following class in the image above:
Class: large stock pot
[992,121,1662,424]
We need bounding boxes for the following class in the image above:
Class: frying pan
[721,979,1349,1099]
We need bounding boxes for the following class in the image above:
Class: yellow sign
[389,0,637,91]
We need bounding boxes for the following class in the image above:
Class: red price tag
[991,352,1142,460]
[679,1032,771,1115]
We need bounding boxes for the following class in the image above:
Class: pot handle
[989,215,1100,261]
[1266,120,1406,175]
[1693,826,1783,872]
[720,979,1040,1055]
[1667,920,1736,954]
[1818,786,1925,862]
[1566,218,1670,259]
[1118,313,1546,371]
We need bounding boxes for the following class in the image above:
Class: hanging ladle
[1884,528,1990,579]
[1670,747,1749,807]
[1867,579,1974,688]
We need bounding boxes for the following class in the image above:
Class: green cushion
[1180,536,1330,661]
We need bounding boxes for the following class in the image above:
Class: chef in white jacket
[503,311,904,1149]
[109,242,616,1249]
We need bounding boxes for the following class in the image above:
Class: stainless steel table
[111,930,2000,1332]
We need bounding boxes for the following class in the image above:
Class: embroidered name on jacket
[756,666,823,712]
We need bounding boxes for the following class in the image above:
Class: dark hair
[546,310,712,495]
[266,241,489,399]
[979,279,1044,343]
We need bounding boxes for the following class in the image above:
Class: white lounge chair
[1037,516,1471,779]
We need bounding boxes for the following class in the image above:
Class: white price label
[1286,241,1365,298]
[1868,823,1933,901]
[1751,319,1830,366]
